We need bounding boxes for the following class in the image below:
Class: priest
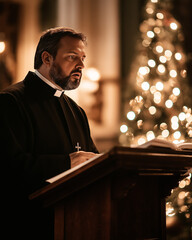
[0,27,99,239]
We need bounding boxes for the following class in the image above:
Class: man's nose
[76,58,85,69]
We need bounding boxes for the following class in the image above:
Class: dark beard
[49,62,81,90]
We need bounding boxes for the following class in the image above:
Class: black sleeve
[0,93,70,193]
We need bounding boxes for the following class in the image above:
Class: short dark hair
[34,27,87,69]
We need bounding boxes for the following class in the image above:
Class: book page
[137,138,192,151]
[137,138,177,150]
[176,142,192,150]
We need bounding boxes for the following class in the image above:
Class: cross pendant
[75,142,81,152]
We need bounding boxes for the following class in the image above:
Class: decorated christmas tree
[120,0,192,146]
[119,0,192,238]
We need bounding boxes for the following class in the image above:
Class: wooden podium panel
[30,147,192,240]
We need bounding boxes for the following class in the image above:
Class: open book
[138,138,192,151]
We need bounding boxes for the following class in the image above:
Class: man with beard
[0,27,99,239]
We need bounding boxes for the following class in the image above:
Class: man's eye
[68,55,76,60]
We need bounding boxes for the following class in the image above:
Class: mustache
[70,68,82,75]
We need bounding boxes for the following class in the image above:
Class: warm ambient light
[85,67,100,81]
[170,22,178,30]
[120,124,128,133]
[127,111,136,120]
[0,41,5,53]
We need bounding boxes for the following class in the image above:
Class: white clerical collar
[34,70,64,97]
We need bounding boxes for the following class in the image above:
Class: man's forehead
[59,36,86,52]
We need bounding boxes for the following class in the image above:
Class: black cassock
[0,71,98,239]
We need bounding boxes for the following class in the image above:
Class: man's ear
[41,51,53,67]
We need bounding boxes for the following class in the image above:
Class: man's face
[49,36,86,90]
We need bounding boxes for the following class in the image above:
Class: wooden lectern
[30,147,192,240]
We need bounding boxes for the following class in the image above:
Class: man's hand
[69,151,98,168]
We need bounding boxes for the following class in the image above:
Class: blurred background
[0,0,192,238]
[1,0,192,152]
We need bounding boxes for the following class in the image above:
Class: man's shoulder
[0,71,35,98]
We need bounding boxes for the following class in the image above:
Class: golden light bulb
[138,137,146,145]
[179,112,186,121]
[148,59,156,67]
[165,100,173,108]
[149,106,156,115]
[169,70,177,78]
[160,122,167,130]
[141,81,150,91]
[127,111,136,121]
[173,87,180,96]
[150,86,157,94]
[0,41,5,53]
[147,31,155,38]
[157,64,166,73]
[171,116,179,123]
[165,50,172,59]
[85,67,100,81]
[156,45,163,53]
[156,12,164,20]
[159,56,167,63]
[120,124,128,133]
[138,66,149,75]
[162,129,169,137]
[154,91,161,104]
[156,81,164,91]
[146,8,154,14]
[173,131,181,139]
[146,131,155,141]
[175,52,182,60]
[170,22,178,30]
[154,27,161,34]
[172,122,179,130]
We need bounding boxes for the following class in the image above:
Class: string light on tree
[0,41,5,53]
[120,0,192,235]
[121,0,191,146]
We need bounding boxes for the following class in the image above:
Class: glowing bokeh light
[156,81,164,91]
[159,56,167,63]
[165,50,172,58]
[0,41,5,53]
[141,81,150,91]
[138,137,146,145]
[120,124,128,133]
[170,22,178,30]
[169,70,177,78]
[146,131,155,141]
[179,112,186,121]
[139,66,149,75]
[154,91,162,104]
[165,100,173,108]
[171,116,179,123]
[175,52,182,60]
[148,59,156,67]
[147,31,155,38]
[162,129,169,137]
[156,12,164,19]
[149,106,156,115]
[156,45,163,53]
[85,67,100,81]
[173,87,180,96]
[173,131,181,139]
[127,111,136,121]
[157,64,166,73]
